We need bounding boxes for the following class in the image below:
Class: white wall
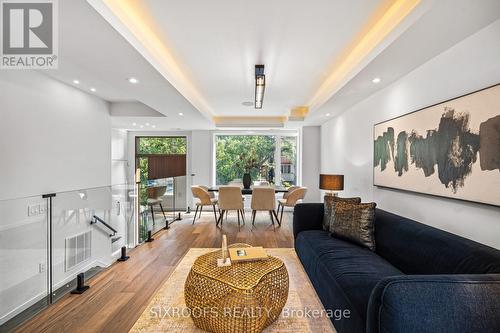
[0,71,111,200]
[0,71,117,323]
[301,126,321,202]
[190,130,213,207]
[191,130,212,186]
[320,20,500,249]
[111,129,129,185]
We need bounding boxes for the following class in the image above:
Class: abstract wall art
[373,84,500,206]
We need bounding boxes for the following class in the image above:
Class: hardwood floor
[14,210,295,333]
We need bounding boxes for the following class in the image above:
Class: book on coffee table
[229,246,268,262]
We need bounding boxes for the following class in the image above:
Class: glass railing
[0,176,187,329]
[0,194,49,330]
[49,184,135,301]
[137,176,186,243]
[0,183,136,331]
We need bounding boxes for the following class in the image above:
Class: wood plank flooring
[14,210,295,333]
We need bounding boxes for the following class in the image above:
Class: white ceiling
[40,0,500,130]
[44,0,211,130]
[307,0,500,125]
[137,0,383,117]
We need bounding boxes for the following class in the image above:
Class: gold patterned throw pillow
[330,201,377,251]
[323,196,362,231]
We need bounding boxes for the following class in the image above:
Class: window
[135,137,187,182]
[137,137,187,155]
[281,164,291,174]
[280,136,297,186]
[215,134,298,186]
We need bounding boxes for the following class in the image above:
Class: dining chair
[217,186,245,229]
[198,185,215,199]
[251,187,279,227]
[227,181,247,201]
[147,186,167,225]
[191,185,218,224]
[277,187,308,224]
[283,185,300,199]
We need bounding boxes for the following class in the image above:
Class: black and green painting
[374,84,500,206]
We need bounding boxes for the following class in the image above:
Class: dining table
[207,186,288,195]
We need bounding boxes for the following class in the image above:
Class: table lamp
[319,174,344,197]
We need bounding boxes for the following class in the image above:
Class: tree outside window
[215,135,297,186]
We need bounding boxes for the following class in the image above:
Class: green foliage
[137,137,187,155]
[139,211,149,242]
[138,158,149,206]
[136,137,187,206]
[216,135,275,184]
[281,136,296,165]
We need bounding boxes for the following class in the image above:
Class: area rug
[129,248,336,333]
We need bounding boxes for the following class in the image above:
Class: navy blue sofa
[293,203,500,333]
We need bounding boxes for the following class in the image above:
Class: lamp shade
[319,174,344,191]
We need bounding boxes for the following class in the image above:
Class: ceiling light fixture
[90,87,96,92]
[326,113,331,117]
[178,112,184,116]
[128,77,139,84]
[372,77,381,84]
[132,122,137,126]
[73,80,80,84]
[152,125,156,128]
[140,125,144,128]
[255,64,265,109]
[145,122,150,126]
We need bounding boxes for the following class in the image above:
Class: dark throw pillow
[322,196,362,231]
[330,201,377,251]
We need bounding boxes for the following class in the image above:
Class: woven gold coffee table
[184,243,289,333]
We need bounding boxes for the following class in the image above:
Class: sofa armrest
[293,203,324,239]
[367,274,500,333]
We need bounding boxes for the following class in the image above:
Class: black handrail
[90,215,117,237]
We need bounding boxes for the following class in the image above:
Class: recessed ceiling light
[326,113,331,117]
[178,112,184,116]
[73,80,80,84]
[132,122,137,126]
[372,77,381,84]
[90,87,96,92]
[140,125,144,128]
[151,125,156,128]
[128,77,139,84]
[145,122,150,126]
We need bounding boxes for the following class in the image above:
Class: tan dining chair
[198,185,215,199]
[217,186,245,228]
[191,185,218,224]
[277,187,308,224]
[251,187,279,227]
[147,186,167,225]
[283,185,300,199]
[227,181,247,200]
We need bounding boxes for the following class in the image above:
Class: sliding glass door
[135,136,187,242]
